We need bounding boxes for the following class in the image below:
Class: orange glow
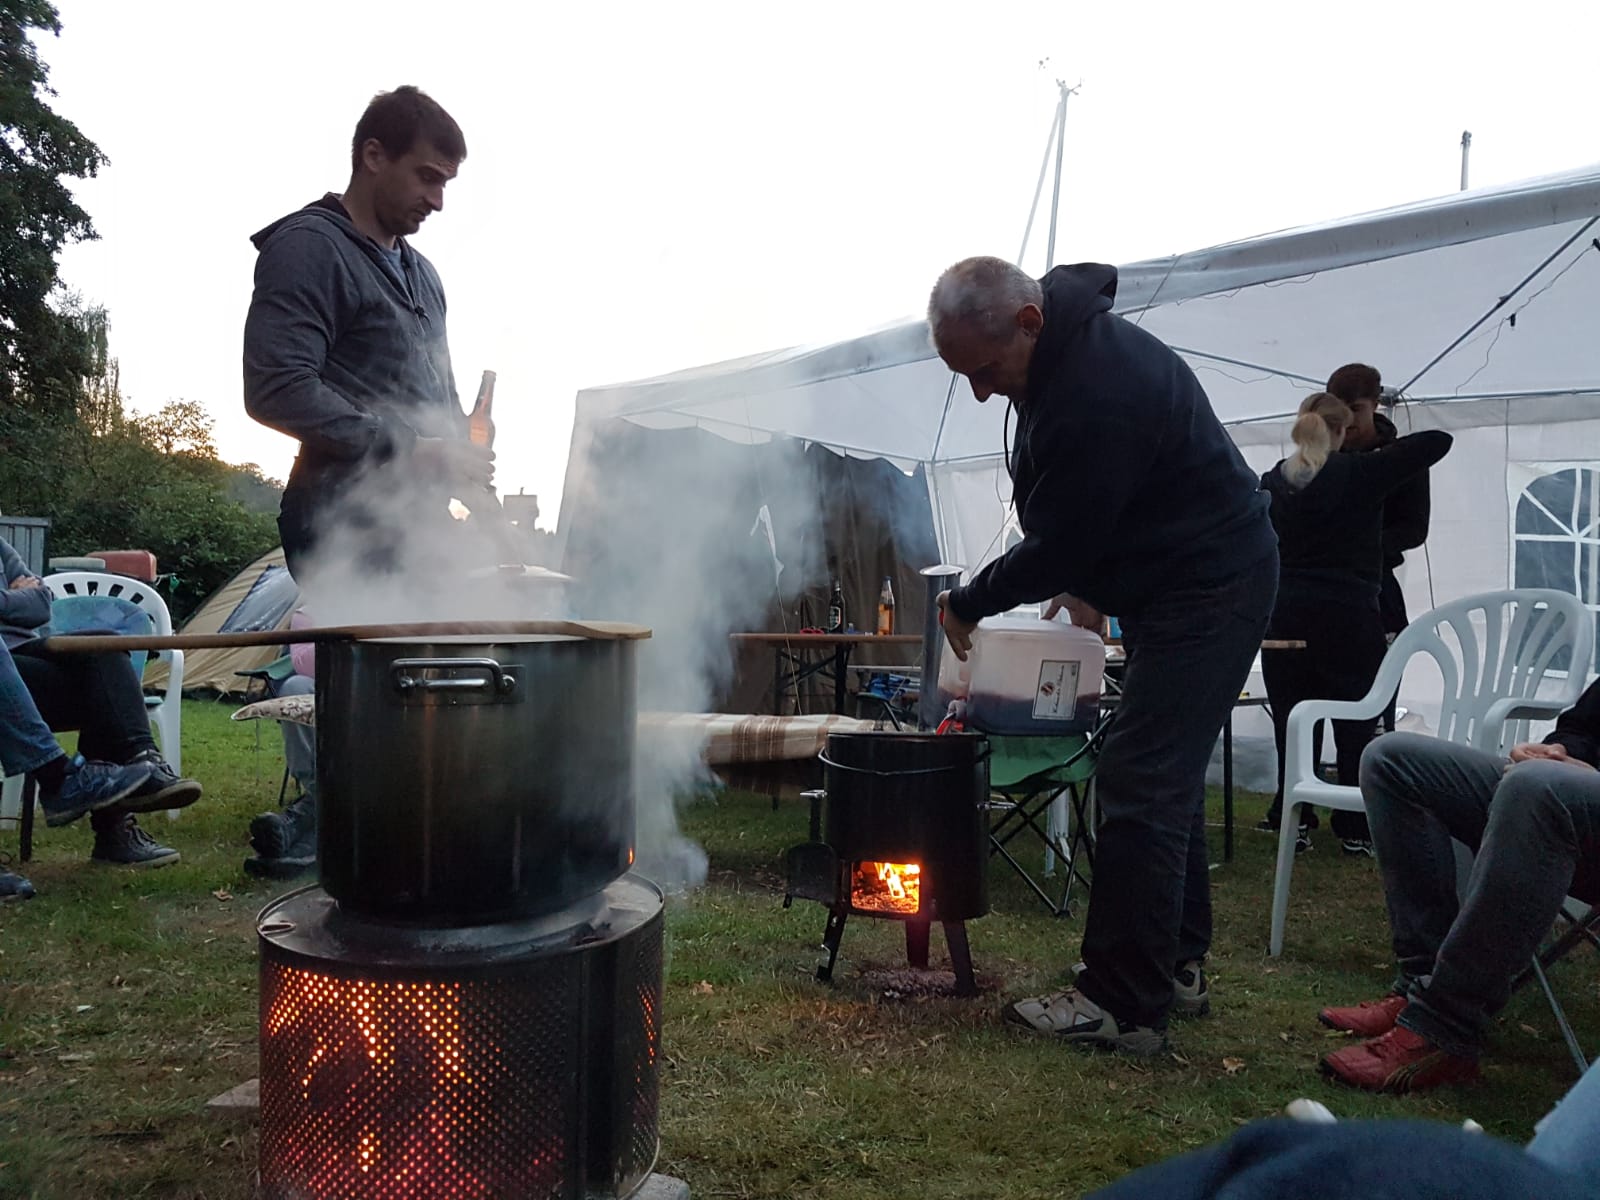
[851,861,921,915]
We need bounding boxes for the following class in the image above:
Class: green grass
[0,699,1593,1198]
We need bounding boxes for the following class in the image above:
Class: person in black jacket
[1316,680,1600,1092]
[929,256,1279,1055]
[1327,364,1429,646]
[1257,394,1452,853]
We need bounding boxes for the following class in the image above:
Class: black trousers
[1261,591,1388,840]
[1075,551,1278,1029]
[11,643,156,764]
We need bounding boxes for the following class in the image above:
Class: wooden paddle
[38,619,652,655]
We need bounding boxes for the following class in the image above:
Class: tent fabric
[145,547,300,695]
[561,162,1600,617]
[559,162,1600,777]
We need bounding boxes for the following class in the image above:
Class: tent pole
[1460,131,1472,191]
[1018,95,1064,269]
[1044,80,1079,269]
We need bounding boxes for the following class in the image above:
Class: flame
[851,861,921,915]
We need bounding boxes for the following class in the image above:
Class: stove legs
[944,921,977,997]
[817,905,848,983]
[905,920,931,969]
[817,910,977,995]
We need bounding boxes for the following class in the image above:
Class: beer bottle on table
[827,578,845,633]
[877,577,895,635]
[469,369,497,449]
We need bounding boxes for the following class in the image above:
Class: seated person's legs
[1322,732,1599,1091]
[245,672,317,880]
[0,640,156,893]
[10,645,198,867]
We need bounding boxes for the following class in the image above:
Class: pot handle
[390,657,518,697]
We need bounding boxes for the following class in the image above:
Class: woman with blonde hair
[1258,393,1453,852]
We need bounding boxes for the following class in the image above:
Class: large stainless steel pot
[316,627,647,924]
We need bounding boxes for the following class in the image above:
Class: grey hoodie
[243,196,465,506]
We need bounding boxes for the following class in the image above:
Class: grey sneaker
[244,793,317,880]
[1003,987,1168,1056]
[1173,959,1211,1019]
[90,811,180,868]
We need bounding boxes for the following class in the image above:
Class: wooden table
[731,632,924,715]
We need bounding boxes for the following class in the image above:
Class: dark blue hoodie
[243,195,464,506]
[947,264,1276,621]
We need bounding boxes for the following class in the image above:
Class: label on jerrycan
[1033,659,1081,720]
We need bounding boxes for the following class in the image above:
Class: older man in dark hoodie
[930,256,1278,1055]
[243,84,494,582]
[242,85,495,879]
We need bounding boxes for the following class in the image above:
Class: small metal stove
[784,731,990,996]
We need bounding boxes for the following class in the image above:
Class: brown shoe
[1319,992,1408,1037]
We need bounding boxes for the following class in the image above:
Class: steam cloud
[292,410,825,898]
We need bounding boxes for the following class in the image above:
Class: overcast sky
[40,0,1600,526]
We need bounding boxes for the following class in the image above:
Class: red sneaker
[1322,1026,1480,1093]
[1319,993,1409,1037]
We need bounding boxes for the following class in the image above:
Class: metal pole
[1460,130,1472,191]
[1018,97,1064,268]
[1044,82,1074,268]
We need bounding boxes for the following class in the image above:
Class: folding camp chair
[986,709,1115,917]
[1513,897,1600,1074]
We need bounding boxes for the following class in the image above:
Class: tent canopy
[145,547,299,694]
[568,162,1600,474]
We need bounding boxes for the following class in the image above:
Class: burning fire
[851,861,921,915]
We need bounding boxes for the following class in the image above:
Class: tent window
[1512,466,1600,672]
[218,564,300,633]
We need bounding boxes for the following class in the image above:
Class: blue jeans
[1360,732,1600,1058]
[272,673,316,798]
[1075,551,1278,1028]
[0,639,64,778]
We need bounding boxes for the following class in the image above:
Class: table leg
[1222,709,1235,863]
[773,648,784,716]
[833,645,849,715]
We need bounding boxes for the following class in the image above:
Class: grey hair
[927,256,1043,345]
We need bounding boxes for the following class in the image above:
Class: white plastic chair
[1269,588,1594,957]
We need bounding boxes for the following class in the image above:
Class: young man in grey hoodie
[241,85,494,878]
[243,84,495,584]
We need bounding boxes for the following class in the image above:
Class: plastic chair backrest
[44,572,175,676]
[47,593,155,674]
[1377,589,1594,753]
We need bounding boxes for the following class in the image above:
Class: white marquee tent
[561,163,1600,764]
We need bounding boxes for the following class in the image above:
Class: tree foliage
[0,388,282,621]
[1,0,109,410]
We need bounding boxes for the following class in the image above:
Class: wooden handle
[38,619,652,655]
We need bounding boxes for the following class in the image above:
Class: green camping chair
[986,709,1114,917]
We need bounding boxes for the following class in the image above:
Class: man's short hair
[351,85,466,172]
[927,256,1043,343]
[1326,363,1382,404]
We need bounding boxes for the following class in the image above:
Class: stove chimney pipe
[918,564,964,729]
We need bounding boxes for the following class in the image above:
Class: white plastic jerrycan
[963,613,1105,734]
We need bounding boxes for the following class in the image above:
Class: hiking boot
[1172,959,1210,1019]
[1321,1025,1479,1093]
[116,749,203,814]
[38,757,155,827]
[1341,838,1376,858]
[0,868,35,902]
[90,811,180,868]
[1004,987,1168,1057]
[244,793,317,880]
[1320,992,1409,1036]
